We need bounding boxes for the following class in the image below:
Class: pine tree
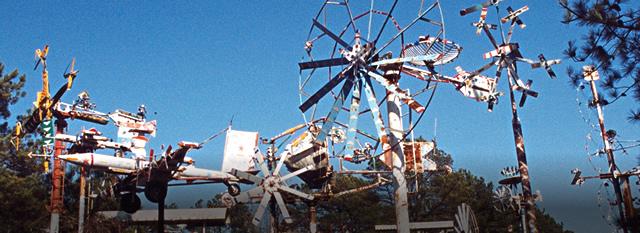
[560,0,640,122]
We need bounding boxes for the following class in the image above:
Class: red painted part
[50,119,67,214]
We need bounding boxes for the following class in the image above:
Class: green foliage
[560,0,640,122]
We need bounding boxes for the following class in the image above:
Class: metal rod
[78,167,86,233]
[386,91,410,233]
[585,69,631,232]
[50,119,67,233]
[506,63,538,233]
[158,198,165,233]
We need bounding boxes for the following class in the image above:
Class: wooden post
[78,167,86,233]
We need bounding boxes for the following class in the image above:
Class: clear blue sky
[2,1,639,232]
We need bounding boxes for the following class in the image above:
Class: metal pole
[584,66,630,232]
[78,167,86,233]
[506,65,537,233]
[386,91,410,233]
[310,204,317,233]
[158,198,165,233]
[50,119,67,233]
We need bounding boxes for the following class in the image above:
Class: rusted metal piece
[50,119,67,233]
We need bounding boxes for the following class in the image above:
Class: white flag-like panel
[222,130,258,173]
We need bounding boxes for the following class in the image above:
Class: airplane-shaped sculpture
[55,126,254,214]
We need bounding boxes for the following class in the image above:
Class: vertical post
[506,66,537,233]
[158,199,165,233]
[386,91,410,233]
[583,65,630,233]
[50,119,67,233]
[309,204,317,233]
[78,167,86,233]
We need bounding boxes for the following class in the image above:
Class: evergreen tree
[560,0,640,122]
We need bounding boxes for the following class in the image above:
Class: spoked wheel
[297,0,459,163]
[144,180,168,203]
[120,192,141,214]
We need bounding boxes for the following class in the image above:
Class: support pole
[386,91,410,233]
[583,65,631,233]
[506,65,537,233]
[78,167,86,233]
[50,119,67,233]
[158,198,165,233]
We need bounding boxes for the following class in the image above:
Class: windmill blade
[468,60,498,78]
[532,54,560,79]
[273,148,291,176]
[63,58,78,90]
[361,76,387,143]
[230,168,264,184]
[279,185,314,200]
[280,165,313,182]
[233,186,265,204]
[254,148,271,176]
[299,57,350,70]
[273,192,293,224]
[364,70,425,113]
[312,19,352,50]
[518,79,533,107]
[459,0,500,16]
[344,78,362,159]
[369,54,440,66]
[475,7,488,35]
[314,75,355,144]
[252,191,272,226]
[501,6,528,28]
[299,66,352,112]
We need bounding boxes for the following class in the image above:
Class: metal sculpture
[454,203,480,233]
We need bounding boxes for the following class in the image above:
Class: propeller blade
[252,191,272,226]
[279,185,314,200]
[273,192,293,224]
[230,168,264,184]
[312,19,351,50]
[254,148,271,176]
[314,75,355,144]
[299,57,349,70]
[344,78,362,159]
[280,165,313,182]
[233,186,265,204]
[365,70,425,113]
[299,66,351,113]
[273,149,290,176]
[369,54,440,66]
[361,76,387,143]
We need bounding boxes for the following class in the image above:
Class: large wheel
[144,181,168,203]
[297,0,458,163]
[120,193,141,214]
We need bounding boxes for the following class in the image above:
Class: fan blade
[233,186,265,204]
[299,67,351,113]
[344,78,362,159]
[312,19,351,50]
[365,70,425,113]
[361,76,387,143]
[273,148,290,176]
[273,192,293,224]
[369,54,440,66]
[252,191,272,226]
[254,148,271,176]
[314,75,355,144]
[279,185,314,200]
[230,168,264,184]
[280,165,313,182]
[470,60,498,78]
[299,57,349,70]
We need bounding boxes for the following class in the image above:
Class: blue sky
[2,1,640,232]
